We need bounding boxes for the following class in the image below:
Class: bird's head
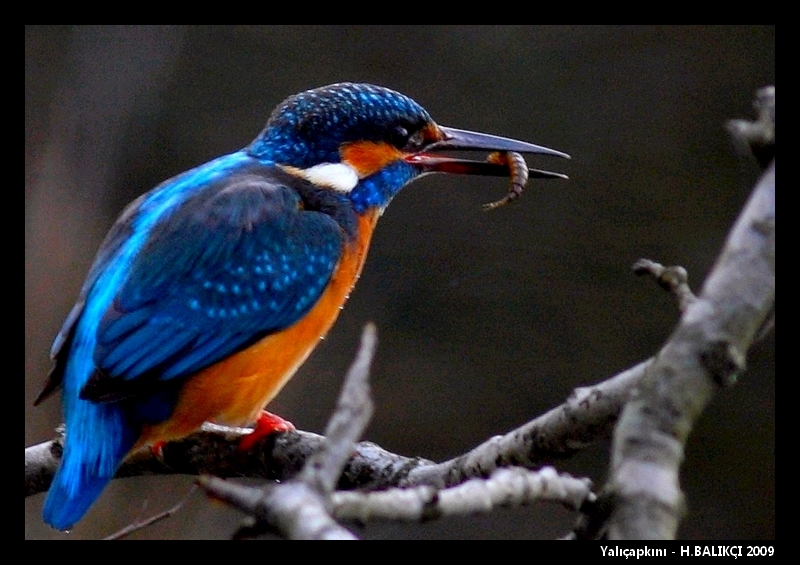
[248,83,568,212]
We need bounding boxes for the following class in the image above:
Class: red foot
[151,440,167,459]
[238,411,295,451]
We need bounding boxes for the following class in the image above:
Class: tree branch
[27,358,650,499]
[401,359,651,488]
[196,323,378,539]
[332,466,593,524]
[584,87,775,540]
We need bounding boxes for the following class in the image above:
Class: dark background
[25,25,775,540]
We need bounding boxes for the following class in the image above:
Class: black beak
[406,126,569,180]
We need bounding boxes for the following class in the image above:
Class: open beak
[406,126,570,179]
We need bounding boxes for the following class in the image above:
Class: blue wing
[41,156,353,530]
[77,165,346,402]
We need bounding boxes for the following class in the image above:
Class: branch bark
[585,87,775,540]
[26,359,648,499]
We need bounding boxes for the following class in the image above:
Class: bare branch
[632,259,696,312]
[196,323,378,539]
[403,359,651,488]
[27,358,647,498]
[593,89,775,539]
[727,85,775,170]
[198,476,356,540]
[103,486,198,540]
[299,322,376,493]
[333,466,594,524]
[24,436,62,498]
[25,425,431,499]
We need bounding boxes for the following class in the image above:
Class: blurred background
[25,25,774,539]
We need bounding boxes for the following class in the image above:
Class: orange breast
[136,209,381,448]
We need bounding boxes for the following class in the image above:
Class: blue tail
[43,397,138,531]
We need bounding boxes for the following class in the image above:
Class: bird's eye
[404,130,426,152]
[390,125,427,152]
[390,126,410,149]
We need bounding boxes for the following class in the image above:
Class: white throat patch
[281,162,359,193]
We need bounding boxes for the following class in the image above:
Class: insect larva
[482,151,529,211]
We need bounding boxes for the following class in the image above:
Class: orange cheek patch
[341,141,404,178]
[422,123,445,143]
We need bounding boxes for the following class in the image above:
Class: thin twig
[196,323,379,539]
[103,486,199,540]
[632,259,696,312]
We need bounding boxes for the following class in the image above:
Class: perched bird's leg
[238,411,296,451]
[150,440,168,460]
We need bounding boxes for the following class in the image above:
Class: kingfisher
[34,82,568,530]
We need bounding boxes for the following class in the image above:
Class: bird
[34,82,569,530]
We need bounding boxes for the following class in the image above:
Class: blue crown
[248,83,433,167]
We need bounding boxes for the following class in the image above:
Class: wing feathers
[79,168,347,402]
